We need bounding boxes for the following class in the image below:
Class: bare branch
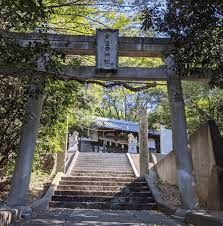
[72,78,157,91]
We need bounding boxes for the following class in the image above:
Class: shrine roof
[92,116,159,136]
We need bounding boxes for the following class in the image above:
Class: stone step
[76,157,129,160]
[76,159,129,162]
[74,167,131,170]
[75,164,130,167]
[54,190,151,197]
[77,158,128,161]
[70,172,134,177]
[56,185,149,192]
[61,176,136,182]
[49,152,157,211]
[72,170,133,173]
[74,165,131,167]
[76,161,128,163]
[75,164,131,167]
[71,170,132,174]
[75,161,130,166]
[78,156,127,158]
[78,153,127,157]
[70,171,134,176]
[73,169,132,172]
[51,195,154,203]
[73,167,131,170]
[72,170,134,175]
[77,158,129,160]
[49,201,157,210]
[59,181,146,187]
[76,157,129,159]
[76,161,129,163]
[75,167,131,170]
[71,169,135,174]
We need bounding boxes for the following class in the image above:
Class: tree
[145,81,223,135]
[141,0,223,85]
[94,85,166,122]
[183,82,223,134]
[0,0,46,30]
[0,0,102,180]
[139,0,223,134]
[1,0,150,181]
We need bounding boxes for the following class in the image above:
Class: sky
[92,0,166,37]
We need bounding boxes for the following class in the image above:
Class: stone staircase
[50,152,156,210]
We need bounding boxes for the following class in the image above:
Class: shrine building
[78,117,160,153]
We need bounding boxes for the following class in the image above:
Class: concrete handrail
[145,169,178,215]
[65,152,74,173]
[31,151,79,210]
[66,150,79,176]
[32,172,64,210]
[126,153,140,177]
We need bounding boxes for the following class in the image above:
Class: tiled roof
[92,116,159,136]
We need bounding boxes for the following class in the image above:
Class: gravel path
[15,208,187,226]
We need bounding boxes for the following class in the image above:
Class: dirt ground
[0,172,52,206]
[157,180,182,207]
[14,208,187,226]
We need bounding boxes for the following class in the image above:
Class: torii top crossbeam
[0,29,211,81]
[1,30,170,57]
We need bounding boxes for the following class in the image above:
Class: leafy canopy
[141,0,223,86]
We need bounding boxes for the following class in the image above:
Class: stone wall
[190,121,223,209]
[154,151,177,185]
[189,123,216,204]
[154,120,223,209]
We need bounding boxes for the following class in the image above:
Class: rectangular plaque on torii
[96,29,119,71]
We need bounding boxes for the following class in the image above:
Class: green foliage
[146,81,223,135]
[139,0,223,134]
[0,73,98,177]
[95,80,223,135]
[183,82,223,134]
[0,0,102,177]
[33,79,96,173]
[141,0,223,85]
[0,0,47,30]
[95,84,167,122]
[0,76,28,178]
[119,57,163,67]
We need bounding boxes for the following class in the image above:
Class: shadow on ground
[14,208,187,226]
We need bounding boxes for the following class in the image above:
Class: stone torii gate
[2,29,210,210]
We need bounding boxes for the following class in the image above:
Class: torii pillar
[166,57,198,209]
[7,56,46,207]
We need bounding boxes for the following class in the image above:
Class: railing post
[138,109,149,177]
[55,116,68,173]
